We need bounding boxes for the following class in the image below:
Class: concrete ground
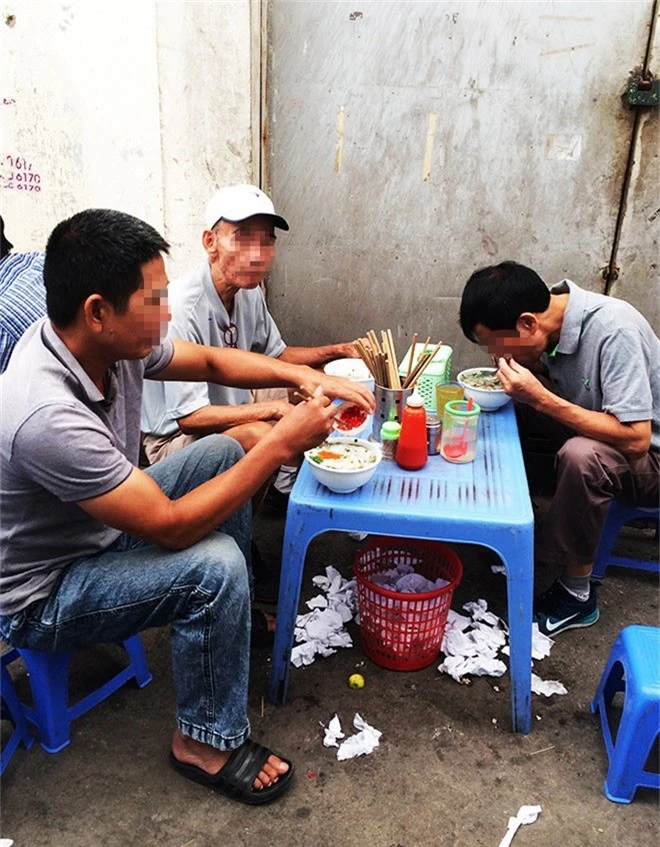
[1,504,658,847]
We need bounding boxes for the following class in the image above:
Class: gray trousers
[516,404,660,568]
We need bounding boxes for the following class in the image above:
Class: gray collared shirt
[0,318,174,614]
[545,279,659,451]
[141,260,286,436]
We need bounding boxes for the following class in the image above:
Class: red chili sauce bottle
[395,387,428,470]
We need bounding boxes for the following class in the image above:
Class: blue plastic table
[268,401,535,733]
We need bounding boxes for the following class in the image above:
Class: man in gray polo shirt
[141,184,359,514]
[459,261,659,636]
[0,208,373,803]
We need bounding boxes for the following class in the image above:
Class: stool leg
[592,504,623,580]
[19,648,74,754]
[122,636,152,688]
[1,665,34,774]
[603,696,656,803]
[601,659,625,707]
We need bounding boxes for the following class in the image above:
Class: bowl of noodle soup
[305,437,382,493]
[456,367,511,412]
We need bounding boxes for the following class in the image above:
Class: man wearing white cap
[142,185,357,497]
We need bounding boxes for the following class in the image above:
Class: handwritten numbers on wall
[0,155,42,192]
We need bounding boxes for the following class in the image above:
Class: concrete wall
[609,29,659,330]
[0,0,254,277]
[1,0,656,356]
[265,1,659,363]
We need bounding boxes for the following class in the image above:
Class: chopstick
[404,339,442,388]
[294,385,344,431]
[293,385,322,407]
[351,330,441,390]
[405,332,418,382]
[387,329,401,388]
[402,339,443,389]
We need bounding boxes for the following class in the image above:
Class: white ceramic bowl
[304,437,382,494]
[456,367,512,412]
[323,358,375,392]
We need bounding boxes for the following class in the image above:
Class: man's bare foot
[171,729,289,790]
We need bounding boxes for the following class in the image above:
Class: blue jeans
[0,436,253,751]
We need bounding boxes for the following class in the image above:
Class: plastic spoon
[497,805,542,847]
[442,396,474,459]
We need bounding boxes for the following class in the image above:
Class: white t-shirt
[141,260,286,436]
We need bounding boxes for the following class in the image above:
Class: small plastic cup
[440,399,481,463]
[435,381,464,416]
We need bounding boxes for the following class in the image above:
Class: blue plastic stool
[592,502,659,580]
[1,652,34,774]
[4,635,152,753]
[590,625,660,803]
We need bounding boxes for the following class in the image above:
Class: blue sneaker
[533,580,599,636]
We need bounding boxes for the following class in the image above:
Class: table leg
[503,533,535,734]
[268,511,315,704]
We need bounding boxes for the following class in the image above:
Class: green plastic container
[398,344,453,413]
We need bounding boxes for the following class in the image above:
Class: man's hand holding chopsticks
[270,385,339,456]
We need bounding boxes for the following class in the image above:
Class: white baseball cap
[204,184,289,231]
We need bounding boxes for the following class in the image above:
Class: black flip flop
[170,740,294,805]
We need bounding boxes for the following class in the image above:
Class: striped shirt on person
[0,251,47,373]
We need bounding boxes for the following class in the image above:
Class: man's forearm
[159,339,374,414]
[78,394,338,551]
[177,402,282,436]
[278,343,355,368]
[163,339,317,390]
[532,390,650,456]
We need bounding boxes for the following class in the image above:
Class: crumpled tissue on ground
[463,598,501,627]
[438,604,507,681]
[438,653,508,681]
[501,624,554,661]
[531,673,568,697]
[290,566,358,667]
[322,713,345,747]
[437,600,566,696]
[323,713,382,760]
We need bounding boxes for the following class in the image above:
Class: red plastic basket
[353,536,463,671]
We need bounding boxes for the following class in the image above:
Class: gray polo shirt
[0,319,174,614]
[546,280,660,451]
[141,260,286,436]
